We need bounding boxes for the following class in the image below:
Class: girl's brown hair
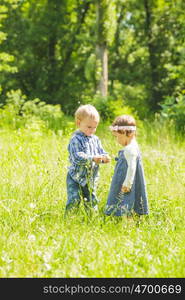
[112,115,136,136]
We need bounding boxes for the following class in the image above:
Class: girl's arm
[121,148,137,192]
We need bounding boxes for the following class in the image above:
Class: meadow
[0,121,184,278]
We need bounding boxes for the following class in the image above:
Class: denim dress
[104,148,149,216]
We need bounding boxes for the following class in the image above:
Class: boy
[65,104,110,213]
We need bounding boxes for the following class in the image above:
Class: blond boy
[65,104,110,212]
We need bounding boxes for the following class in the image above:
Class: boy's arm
[69,136,110,165]
[96,138,111,163]
[96,138,108,155]
[69,139,93,165]
[121,148,137,192]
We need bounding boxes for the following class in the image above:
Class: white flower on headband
[109,125,136,131]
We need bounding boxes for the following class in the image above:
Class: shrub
[90,95,137,121]
[160,93,185,133]
[0,89,67,132]
[111,82,150,119]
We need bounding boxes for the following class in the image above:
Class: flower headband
[109,125,136,131]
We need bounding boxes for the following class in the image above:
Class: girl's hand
[121,186,131,193]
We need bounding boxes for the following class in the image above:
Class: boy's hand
[93,156,103,164]
[121,186,131,193]
[93,155,111,164]
[101,155,111,163]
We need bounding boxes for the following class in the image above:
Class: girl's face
[77,117,99,136]
[113,132,127,146]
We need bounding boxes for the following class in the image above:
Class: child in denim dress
[104,115,149,217]
[65,104,110,213]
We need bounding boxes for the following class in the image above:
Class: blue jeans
[65,173,98,212]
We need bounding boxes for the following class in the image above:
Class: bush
[85,95,137,122]
[0,89,68,133]
[160,93,185,133]
[111,82,150,119]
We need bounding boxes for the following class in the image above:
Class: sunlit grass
[0,124,184,277]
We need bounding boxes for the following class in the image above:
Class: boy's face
[77,117,99,136]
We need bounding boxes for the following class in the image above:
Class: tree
[0,0,17,98]
[95,0,116,97]
[2,0,93,112]
[1,0,185,116]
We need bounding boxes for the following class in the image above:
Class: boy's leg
[65,173,81,212]
[81,184,99,211]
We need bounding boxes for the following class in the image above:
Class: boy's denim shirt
[67,130,107,186]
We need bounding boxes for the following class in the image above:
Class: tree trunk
[96,0,108,97]
[96,43,108,97]
[144,0,161,111]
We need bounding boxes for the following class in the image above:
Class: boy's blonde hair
[75,104,100,122]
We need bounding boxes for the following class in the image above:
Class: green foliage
[0,89,26,129]
[1,0,185,116]
[9,0,96,112]
[0,89,70,133]
[160,93,185,133]
[84,53,96,82]
[0,2,17,74]
[91,95,136,121]
[96,0,117,46]
[111,82,150,119]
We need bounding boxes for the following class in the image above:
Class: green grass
[0,124,184,278]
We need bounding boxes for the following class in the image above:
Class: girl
[104,115,149,217]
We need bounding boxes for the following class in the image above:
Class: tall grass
[0,122,184,278]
